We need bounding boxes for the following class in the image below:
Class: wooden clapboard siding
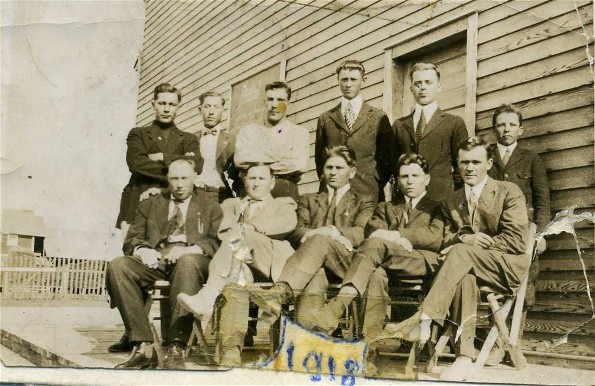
[137,0,595,362]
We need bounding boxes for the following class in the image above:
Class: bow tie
[203,127,218,136]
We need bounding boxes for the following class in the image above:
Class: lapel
[421,108,445,140]
[335,189,356,223]
[390,203,408,228]
[504,146,526,169]
[492,145,505,171]
[146,123,167,153]
[401,112,416,141]
[349,103,371,135]
[408,195,432,224]
[156,191,171,235]
[476,178,497,224]
[185,194,202,237]
[216,126,230,161]
[329,103,350,133]
[164,125,184,155]
[313,192,330,226]
[456,188,471,225]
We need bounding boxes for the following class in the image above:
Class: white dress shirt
[326,183,351,205]
[497,141,518,161]
[413,101,438,128]
[341,95,363,120]
[168,195,192,243]
[405,191,427,209]
[196,124,225,188]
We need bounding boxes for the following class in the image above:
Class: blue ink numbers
[303,351,322,382]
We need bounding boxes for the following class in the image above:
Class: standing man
[315,60,395,203]
[195,90,239,203]
[106,158,222,369]
[234,82,309,201]
[251,146,375,329]
[178,164,297,366]
[116,83,203,231]
[393,62,468,201]
[379,137,529,381]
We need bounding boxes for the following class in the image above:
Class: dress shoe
[304,297,346,335]
[440,355,475,381]
[115,343,158,369]
[163,342,186,370]
[108,334,134,353]
[248,283,290,323]
[371,311,423,343]
[220,346,242,367]
[177,284,221,322]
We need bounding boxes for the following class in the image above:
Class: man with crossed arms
[379,137,529,381]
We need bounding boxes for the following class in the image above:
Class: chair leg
[149,322,165,368]
[405,343,418,378]
[427,333,451,372]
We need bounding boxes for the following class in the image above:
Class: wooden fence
[0,251,109,300]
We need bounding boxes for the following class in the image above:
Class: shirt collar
[326,183,351,203]
[404,191,427,209]
[341,95,363,114]
[415,101,438,120]
[464,175,489,201]
[496,142,517,157]
[202,123,221,136]
[170,194,192,204]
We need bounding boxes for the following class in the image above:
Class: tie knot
[172,198,184,204]
[204,127,217,135]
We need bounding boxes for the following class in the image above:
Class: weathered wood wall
[136,0,594,362]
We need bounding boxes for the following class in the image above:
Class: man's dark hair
[335,59,366,77]
[458,136,494,160]
[325,145,357,168]
[154,83,182,102]
[397,153,429,174]
[199,90,225,106]
[492,103,523,128]
[409,62,441,81]
[265,81,292,101]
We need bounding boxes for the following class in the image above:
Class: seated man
[381,137,529,381]
[252,145,375,327]
[305,154,443,339]
[177,163,297,366]
[106,158,222,369]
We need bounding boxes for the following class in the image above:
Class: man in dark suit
[116,83,203,231]
[251,146,375,328]
[393,62,468,201]
[380,137,529,381]
[315,60,395,203]
[304,154,443,346]
[106,158,222,369]
[194,90,239,203]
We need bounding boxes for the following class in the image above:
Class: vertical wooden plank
[279,59,287,81]
[383,49,394,123]
[465,12,478,135]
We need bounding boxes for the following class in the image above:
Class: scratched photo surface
[1,1,594,385]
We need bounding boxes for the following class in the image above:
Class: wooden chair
[428,223,537,373]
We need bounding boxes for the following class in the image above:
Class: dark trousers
[106,254,210,343]
[343,237,429,295]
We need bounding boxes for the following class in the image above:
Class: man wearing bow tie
[393,62,468,202]
[250,146,375,329]
[194,91,239,203]
[381,137,528,381]
[315,60,395,203]
[178,163,297,366]
[106,158,222,369]
[116,83,203,231]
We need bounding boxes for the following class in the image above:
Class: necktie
[468,190,479,224]
[415,110,426,143]
[203,127,217,135]
[502,148,512,166]
[324,190,338,226]
[404,202,413,224]
[167,201,185,239]
[344,102,356,131]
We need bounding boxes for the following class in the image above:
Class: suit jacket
[393,109,468,201]
[291,189,375,248]
[488,145,551,232]
[117,122,204,226]
[315,102,395,202]
[195,125,240,196]
[442,177,528,254]
[219,195,297,281]
[123,190,222,258]
[365,195,444,268]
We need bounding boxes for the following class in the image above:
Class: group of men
[106,59,550,380]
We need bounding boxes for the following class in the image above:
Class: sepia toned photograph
[1,1,594,385]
